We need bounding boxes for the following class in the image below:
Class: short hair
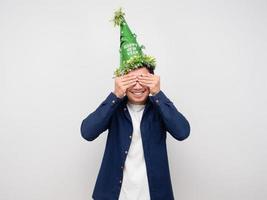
[144,65,154,74]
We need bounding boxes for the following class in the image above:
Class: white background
[1,0,267,199]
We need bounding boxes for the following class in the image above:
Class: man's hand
[113,74,138,98]
[137,73,160,95]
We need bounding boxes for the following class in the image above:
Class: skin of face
[126,67,151,105]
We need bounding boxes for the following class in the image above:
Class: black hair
[143,65,154,74]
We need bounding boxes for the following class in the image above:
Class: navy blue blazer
[81,90,190,200]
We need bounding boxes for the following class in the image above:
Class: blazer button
[112,100,115,104]
[155,99,159,103]
[121,165,124,169]
[124,107,127,111]
[125,150,128,154]
[119,180,122,184]
[129,135,132,139]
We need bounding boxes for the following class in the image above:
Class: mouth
[130,90,145,97]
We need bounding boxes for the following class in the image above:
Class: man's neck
[127,101,146,105]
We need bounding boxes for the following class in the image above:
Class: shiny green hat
[112,8,156,77]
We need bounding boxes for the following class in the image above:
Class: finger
[138,73,154,78]
[138,76,154,81]
[138,81,150,88]
[121,75,137,82]
[140,73,153,77]
[122,74,136,79]
[122,79,137,86]
[124,81,137,89]
[138,79,153,84]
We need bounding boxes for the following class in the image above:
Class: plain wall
[1,0,267,199]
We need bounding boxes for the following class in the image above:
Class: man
[80,8,190,200]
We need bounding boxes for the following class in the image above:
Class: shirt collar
[120,95,153,112]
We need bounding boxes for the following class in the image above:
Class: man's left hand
[137,73,160,95]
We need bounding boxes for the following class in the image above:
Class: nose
[133,81,143,89]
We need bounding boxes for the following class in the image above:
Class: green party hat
[112,8,156,77]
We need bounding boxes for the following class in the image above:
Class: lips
[131,91,145,97]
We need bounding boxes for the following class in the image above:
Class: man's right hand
[113,74,137,98]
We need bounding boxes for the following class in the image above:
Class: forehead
[127,67,150,76]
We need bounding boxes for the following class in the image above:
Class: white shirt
[118,102,150,200]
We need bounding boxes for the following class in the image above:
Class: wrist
[113,91,124,99]
[151,89,160,96]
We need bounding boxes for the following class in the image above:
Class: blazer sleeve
[150,90,190,141]
[80,92,123,141]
